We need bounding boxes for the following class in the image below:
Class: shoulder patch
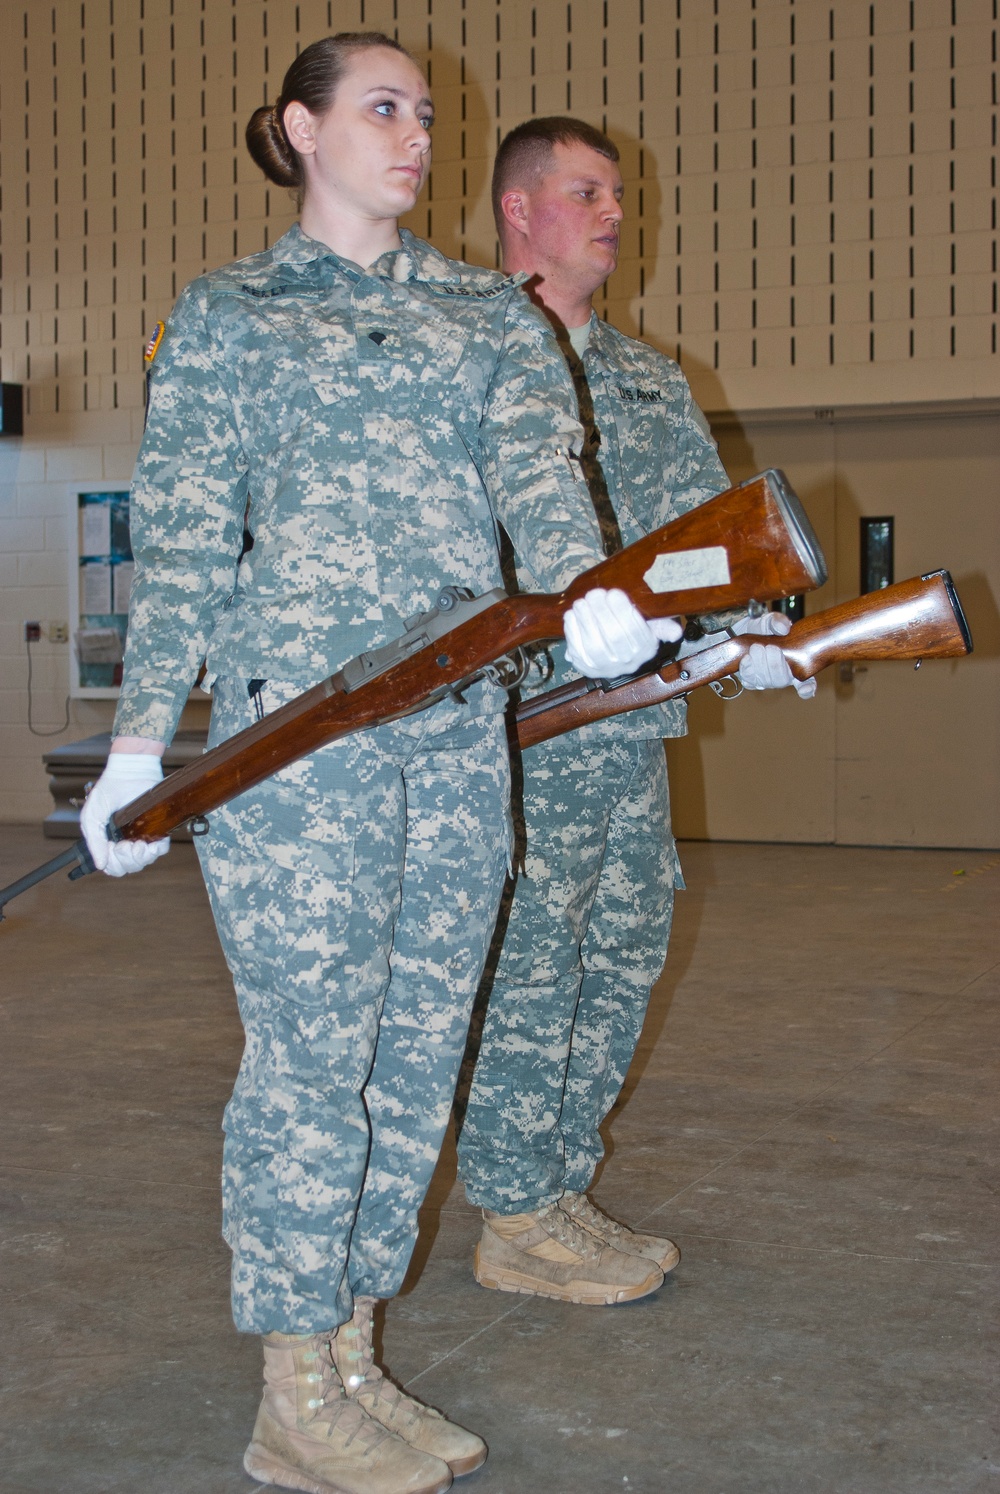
[143,321,165,366]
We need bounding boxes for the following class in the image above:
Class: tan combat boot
[333,1300,487,1478]
[560,1191,681,1274]
[243,1329,453,1494]
[474,1200,663,1305]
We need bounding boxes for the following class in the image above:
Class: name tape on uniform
[644,546,731,593]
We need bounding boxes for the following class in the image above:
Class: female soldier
[81,33,670,1494]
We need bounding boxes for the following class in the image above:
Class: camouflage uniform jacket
[514,312,730,742]
[114,225,603,743]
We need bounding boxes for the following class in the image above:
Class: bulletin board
[69,490,133,699]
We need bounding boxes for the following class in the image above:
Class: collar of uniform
[270,222,341,268]
[261,224,365,290]
[582,310,617,368]
[269,222,465,286]
[376,228,465,284]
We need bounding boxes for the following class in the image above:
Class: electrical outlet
[24,621,41,643]
[47,622,70,644]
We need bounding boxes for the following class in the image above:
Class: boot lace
[300,1341,395,1452]
[339,1308,442,1428]
[535,1199,606,1259]
[560,1192,630,1243]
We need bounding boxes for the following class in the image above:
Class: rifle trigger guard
[710,674,744,700]
[484,647,531,692]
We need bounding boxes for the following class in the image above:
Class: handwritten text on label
[644,546,731,593]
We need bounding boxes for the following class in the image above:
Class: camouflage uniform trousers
[196,677,511,1334]
[458,735,677,1213]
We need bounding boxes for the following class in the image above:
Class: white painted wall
[0,409,211,823]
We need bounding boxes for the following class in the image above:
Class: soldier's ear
[500,190,530,238]
[283,101,318,156]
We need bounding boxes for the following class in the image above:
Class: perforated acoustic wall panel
[1,0,997,420]
[1,1,998,827]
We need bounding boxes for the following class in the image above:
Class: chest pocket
[599,385,682,538]
[611,384,667,417]
[353,301,483,413]
[609,393,672,468]
[234,297,360,439]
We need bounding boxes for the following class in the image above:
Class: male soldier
[457,118,814,1305]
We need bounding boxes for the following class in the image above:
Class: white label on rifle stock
[644,546,731,593]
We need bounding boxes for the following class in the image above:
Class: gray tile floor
[1,824,997,1493]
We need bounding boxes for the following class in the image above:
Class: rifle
[514,570,973,750]
[0,469,825,919]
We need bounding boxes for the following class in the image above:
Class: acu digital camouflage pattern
[200,677,511,1333]
[459,737,676,1211]
[114,224,603,744]
[508,313,730,744]
[110,225,609,1335]
[459,323,729,1213]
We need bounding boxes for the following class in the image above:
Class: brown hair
[245,32,414,188]
[491,116,620,236]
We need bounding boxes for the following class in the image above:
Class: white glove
[563,587,682,678]
[735,610,817,698]
[80,753,171,877]
[678,607,788,658]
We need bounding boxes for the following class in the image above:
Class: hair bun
[244,34,414,193]
[245,101,301,188]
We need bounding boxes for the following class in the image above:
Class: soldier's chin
[391,172,424,207]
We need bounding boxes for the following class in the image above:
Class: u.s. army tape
[644,546,731,593]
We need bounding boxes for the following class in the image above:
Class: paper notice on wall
[75,627,124,665]
[111,498,132,559]
[643,546,731,594]
[113,560,135,614]
[80,559,113,614]
[79,501,112,557]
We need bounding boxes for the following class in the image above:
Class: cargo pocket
[196,676,361,1008]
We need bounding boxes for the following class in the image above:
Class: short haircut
[491,116,620,237]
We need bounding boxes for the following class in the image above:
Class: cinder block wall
[1,0,997,824]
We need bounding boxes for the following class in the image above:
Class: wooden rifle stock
[106,469,825,844]
[514,570,973,749]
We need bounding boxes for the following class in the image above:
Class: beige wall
[668,400,1000,848]
[1,0,998,836]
